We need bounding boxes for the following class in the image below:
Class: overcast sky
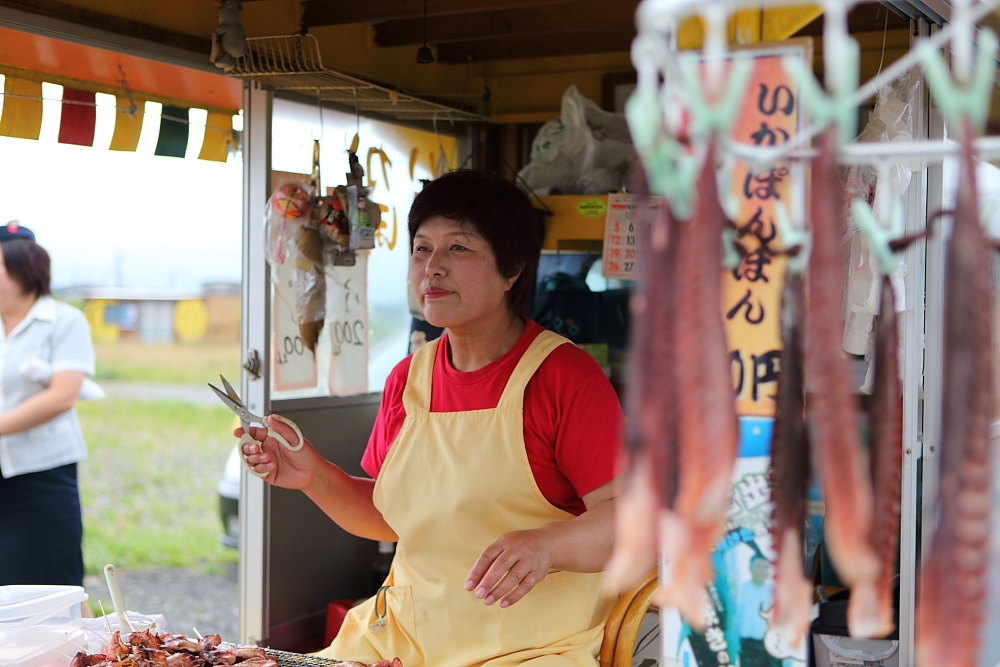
[0,84,243,291]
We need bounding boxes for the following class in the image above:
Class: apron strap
[401,329,570,414]
[401,337,441,415]
[496,329,570,410]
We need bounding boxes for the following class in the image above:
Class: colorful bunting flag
[0,77,43,140]
[58,87,96,146]
[109,94,145,152]
[198,110,235,162]
[154,105,190,158]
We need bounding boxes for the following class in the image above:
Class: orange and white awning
[0,26,242,162]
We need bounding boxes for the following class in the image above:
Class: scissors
[208,375,304,479]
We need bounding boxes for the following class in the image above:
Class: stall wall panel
[265,398,381,652]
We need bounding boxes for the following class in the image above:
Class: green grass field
[78,340,242,576]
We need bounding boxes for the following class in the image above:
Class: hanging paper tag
[325,251,369,396]
[272,261,319,391]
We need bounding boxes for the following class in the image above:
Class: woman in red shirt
[241,170,623,666]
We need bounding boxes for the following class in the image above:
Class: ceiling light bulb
[416,44,434,64]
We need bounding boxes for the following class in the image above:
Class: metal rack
[227,34,486,124]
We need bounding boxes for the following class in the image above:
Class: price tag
[601,193,662,280]
[272,261,319,391]
[326,251,369,396]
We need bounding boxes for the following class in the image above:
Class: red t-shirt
[361,319,623,515]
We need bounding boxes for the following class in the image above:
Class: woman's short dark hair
[1,238,51,298]
[408,170,541,315]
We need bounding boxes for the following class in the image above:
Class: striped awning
[0,26,241,162]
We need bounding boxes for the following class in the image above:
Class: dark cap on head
[0,221,35,242]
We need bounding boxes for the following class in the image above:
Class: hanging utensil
[104,564,136,632]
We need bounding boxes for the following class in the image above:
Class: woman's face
[409,216,519,332]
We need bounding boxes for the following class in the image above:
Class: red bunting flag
[58,87,97,146]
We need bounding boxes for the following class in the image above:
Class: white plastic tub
[812,634,900,667]
[0,585,88,667]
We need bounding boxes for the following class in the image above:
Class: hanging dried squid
[654,141,740,629]
[767,269,813,647]
[915,118,994,667]
[606,164,679,593]
[805,127,880,636]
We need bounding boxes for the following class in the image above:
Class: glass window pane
[270,98,457,398]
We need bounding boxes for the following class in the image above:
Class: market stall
[3,1,1000,666]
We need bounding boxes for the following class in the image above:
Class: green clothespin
[774,201,811,275]
[921,28,998,134]
[851,198,906,275]
[677,55,755,141]
[625,87,700,219]
[782,38,860,145]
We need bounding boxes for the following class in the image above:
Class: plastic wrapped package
[840,71,920,389]
[518,86,635,195]
[264,180,327,352]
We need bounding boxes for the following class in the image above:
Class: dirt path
[84,563,239,644]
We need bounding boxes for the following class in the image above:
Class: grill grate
[219,643,344,667]
[227,34,486,123]
[262,647,344,667]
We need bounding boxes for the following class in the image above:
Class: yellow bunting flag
[198,110,235,162]
[0,77,43,140]
[109,94,145,152]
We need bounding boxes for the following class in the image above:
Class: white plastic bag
[518,86,634,195]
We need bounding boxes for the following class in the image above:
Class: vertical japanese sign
[659,40,809,667]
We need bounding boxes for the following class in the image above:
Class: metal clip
[369,585,390,634]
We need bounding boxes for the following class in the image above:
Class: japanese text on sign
[722,57,805,418]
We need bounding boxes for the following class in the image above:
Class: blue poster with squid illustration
[659,417,809,667]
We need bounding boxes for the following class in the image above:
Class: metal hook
[353,87,360,137]
[117,65,138,119]
[311,87,324,141]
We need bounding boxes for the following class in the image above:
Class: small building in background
[58,282,241,343]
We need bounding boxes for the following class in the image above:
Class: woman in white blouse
[0,221,96,591]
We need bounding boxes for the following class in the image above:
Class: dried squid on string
[804,127,879,635]
[915,118,994,667]
[857,271,904,639]
[654,140,740,628]
[767,268,813,647]
[606,164,679,593]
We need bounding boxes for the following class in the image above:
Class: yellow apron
[320,329,612,666]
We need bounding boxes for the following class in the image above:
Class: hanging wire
[353,87,360,137]
[311,86,325,141]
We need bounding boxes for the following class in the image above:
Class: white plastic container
[812,634,900,667]
[0,585,88,667]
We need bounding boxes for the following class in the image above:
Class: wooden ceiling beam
[302,0,584,27]
[373,0,637,47]
[0,0,211,53]
[435,25,633,63]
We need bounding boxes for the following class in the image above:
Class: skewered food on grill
[71,630,403,667]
